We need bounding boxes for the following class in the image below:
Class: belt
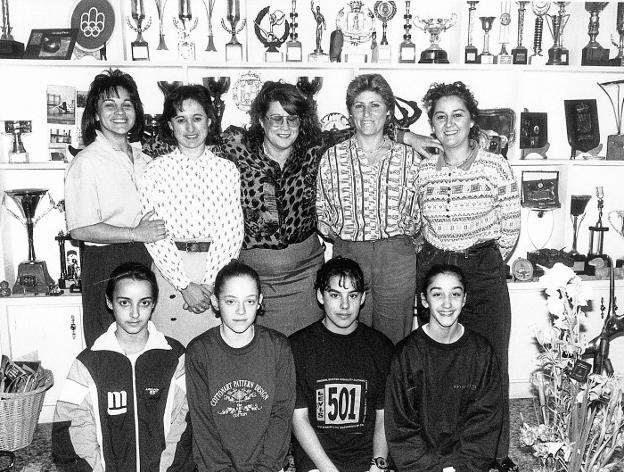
[174,241,212,252]
[426,240,497,258]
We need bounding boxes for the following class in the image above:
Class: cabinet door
[6,304,84,410]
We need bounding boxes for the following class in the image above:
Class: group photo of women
[56,66,521,472]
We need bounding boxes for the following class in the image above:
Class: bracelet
[129,227,135,243]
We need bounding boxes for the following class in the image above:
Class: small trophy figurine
[1,120,31,163]
[610,3,624,66]
[465,1,479,64]
[154,0,168,50]
[127,0,152,61]
[511,1,529,64]
[2,189,56,294]
[221,0,246,61]
[529,1,550,65]
[174,0,198,59]
[371,1,396,63]
[414,14,457,64]
[399,0,415,63]
[569,194,592,272]
[0,0,24,58]
[598,79,624,160]
[286,0,302,62]
[202,76,231,134]
[545,1,570,65]
[582,3,609,66]
[588,186,609,264]
[254,6,290,62]
[495,2,512,64]
[296,76,323,102]
[202,0,217,51]
[478,16,496,64]
[309,1,328,62]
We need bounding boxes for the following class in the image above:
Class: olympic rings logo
[80,7,106,37]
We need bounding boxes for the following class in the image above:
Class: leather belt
[174,241,211,252]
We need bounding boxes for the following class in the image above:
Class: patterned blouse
[316,137,420,242]
[138,147,244,291]
[418,145,521,259]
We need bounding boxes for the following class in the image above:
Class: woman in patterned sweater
[416,81,521,471]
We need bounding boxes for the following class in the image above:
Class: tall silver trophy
[2,120,31,163]
[222,0,246,61]
[127,0,152,60]
[414,14,457,64]
[174,0,198,59]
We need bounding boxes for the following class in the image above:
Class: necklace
[355,136,389,165]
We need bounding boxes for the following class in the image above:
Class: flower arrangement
[520,263,624,472]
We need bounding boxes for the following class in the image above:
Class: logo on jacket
[211,380,268,418]
[107,391,128,415]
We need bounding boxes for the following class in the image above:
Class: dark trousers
[416,240,511,460]
[80,243,151,347]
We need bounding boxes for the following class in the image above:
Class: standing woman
[139,85,243,346]
[316,74,420,345]
[417,81,521,470]
[65,68,166,347]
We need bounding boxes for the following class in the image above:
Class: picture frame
[24,29,78,60]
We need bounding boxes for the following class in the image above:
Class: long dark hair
[422,81,481,141]
[82,68,145,146]
[105,262,158,310]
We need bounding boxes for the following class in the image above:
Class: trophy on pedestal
[609,3,624,66]
[598,79,624,160]
[545,1,570,65]
[495,2,512,64]
[464,1,479,64]
[309,1,328,62]
[1,120,31,163]
[55,232,81,292]
[414,14,456,64]
[296,76,323,102]
[608,209,624,267]
[529,1,550,65]
[202,76,230,134]
[221,0,246,61]
[154,0,169,50]
[127,0,152,61]
[286,0,302,62]
[478,16,496,64]
[336,0,375,63]
[399,0,415,63]
[587,186,609,274]
[202,0,217,51]
[2,189,56,294]
[254,6,289,62]
[582,3,609,66]
[512,1,529,64]
[568,194,592,273]
[173,0,198,59]
[371,1,396,63]
[0,0,24,58]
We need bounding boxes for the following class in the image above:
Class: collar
[94,130,142,155]
[171,145,214,163]
[435,140,479,172]
[91,321,172,355]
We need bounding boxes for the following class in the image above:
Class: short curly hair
[422,81,480,141]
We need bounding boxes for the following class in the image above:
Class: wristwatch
[370,457,388,470]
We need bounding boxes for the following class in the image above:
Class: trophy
[309,0,329,62]
[157,80,183,97]
[414,14,456,64]
[202,76,230,134]
[174,0,197,59]
[127,0,152,61]
[371,1,396,63]
[478,16,496,64]
[569,194,592,272]
[582,3,609,66]
[399,0,415,63]
[465,1,479,64]
[529,2,550,65]
[598,79,624,160]
[222,0,246,61]
[0,0,24,58]
[1,120,31,163]
[608,209,624,266]
[2,189,56,294]
[545,1,570,65]
[286,0,302,61]
[296,76,323,102]
[336,0,375,63]
[142,114,163,158]
[55,232,81,292]
[154,0,168,50]
[254,6,289,62]
[610,3,624,66]
[587,186,609,274]
[495,2,512,64]
[203,0,217,51]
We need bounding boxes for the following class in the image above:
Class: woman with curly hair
[417,80,521,471]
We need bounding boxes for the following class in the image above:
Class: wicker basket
[0,370,53,451]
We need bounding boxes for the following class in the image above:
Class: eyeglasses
[265,114,301,128]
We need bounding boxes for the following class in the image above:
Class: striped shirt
[316,137,420,242]
[418,146,521,259]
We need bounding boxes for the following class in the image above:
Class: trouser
[80,243,151,347]
[333,236,417,345]
[416,239,511,460]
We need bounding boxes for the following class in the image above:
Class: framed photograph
[24,29,78,60]
[47,85,76,125]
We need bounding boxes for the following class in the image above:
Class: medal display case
[1,0,624,400]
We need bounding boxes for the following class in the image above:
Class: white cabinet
[0,294,85,423]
